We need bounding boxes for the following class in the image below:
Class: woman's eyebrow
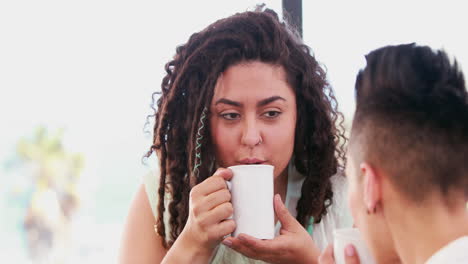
[257,96,286,107]
[214,96,286,107]
[215,98,242,107]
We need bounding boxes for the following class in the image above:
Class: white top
[425,236,468,264]
[143,164,353,264]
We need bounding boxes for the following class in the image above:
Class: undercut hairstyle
[350,43,468,203]
[146,7,347,247]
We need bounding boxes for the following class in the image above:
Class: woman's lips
[238,158,266,164]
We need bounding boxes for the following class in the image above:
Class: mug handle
[225,180,233,220]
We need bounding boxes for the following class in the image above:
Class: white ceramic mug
[333,227,376,264]
[227,164,275,239]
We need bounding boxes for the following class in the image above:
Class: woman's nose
[240,118,262,148]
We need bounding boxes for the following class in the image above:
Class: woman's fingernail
[275,194,281,202]
[222,240,232,247]
[345,244,355,257]
[238,235,246,241]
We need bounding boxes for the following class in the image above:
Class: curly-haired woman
[119,7,352,264]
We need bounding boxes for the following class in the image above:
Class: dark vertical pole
[282,0,303,38]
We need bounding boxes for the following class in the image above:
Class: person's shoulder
[425,236,468,264]
[142,164,173,240]
[142,165,161,221]
[119,182,168,263]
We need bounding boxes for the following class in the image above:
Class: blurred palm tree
[17,126,84,264]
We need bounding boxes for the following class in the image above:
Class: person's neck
[387,196,468,264]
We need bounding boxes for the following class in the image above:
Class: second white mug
[333,227,376,264]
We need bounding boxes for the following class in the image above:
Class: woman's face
[210,61,297,179]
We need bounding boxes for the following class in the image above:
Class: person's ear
[360,162,381,214]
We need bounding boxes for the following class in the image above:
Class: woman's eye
[263,111,281,118]
[221,113,240,120]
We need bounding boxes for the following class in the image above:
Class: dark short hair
[350,43,468,203]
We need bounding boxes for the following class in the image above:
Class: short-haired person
[320,43,468,264]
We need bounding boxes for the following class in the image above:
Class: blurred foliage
[17,126,84,202]
[16,126,85,263]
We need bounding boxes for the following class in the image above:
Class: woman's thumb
[274,194,299,230]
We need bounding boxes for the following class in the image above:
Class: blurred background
[0,0,466,263]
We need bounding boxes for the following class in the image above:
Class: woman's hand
[177,168,236,257]
[318,244,361,264]
[222,194,320,264]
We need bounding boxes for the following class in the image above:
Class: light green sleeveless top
[143,164,353,263]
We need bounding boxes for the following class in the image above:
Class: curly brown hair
[146,7,347,248]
